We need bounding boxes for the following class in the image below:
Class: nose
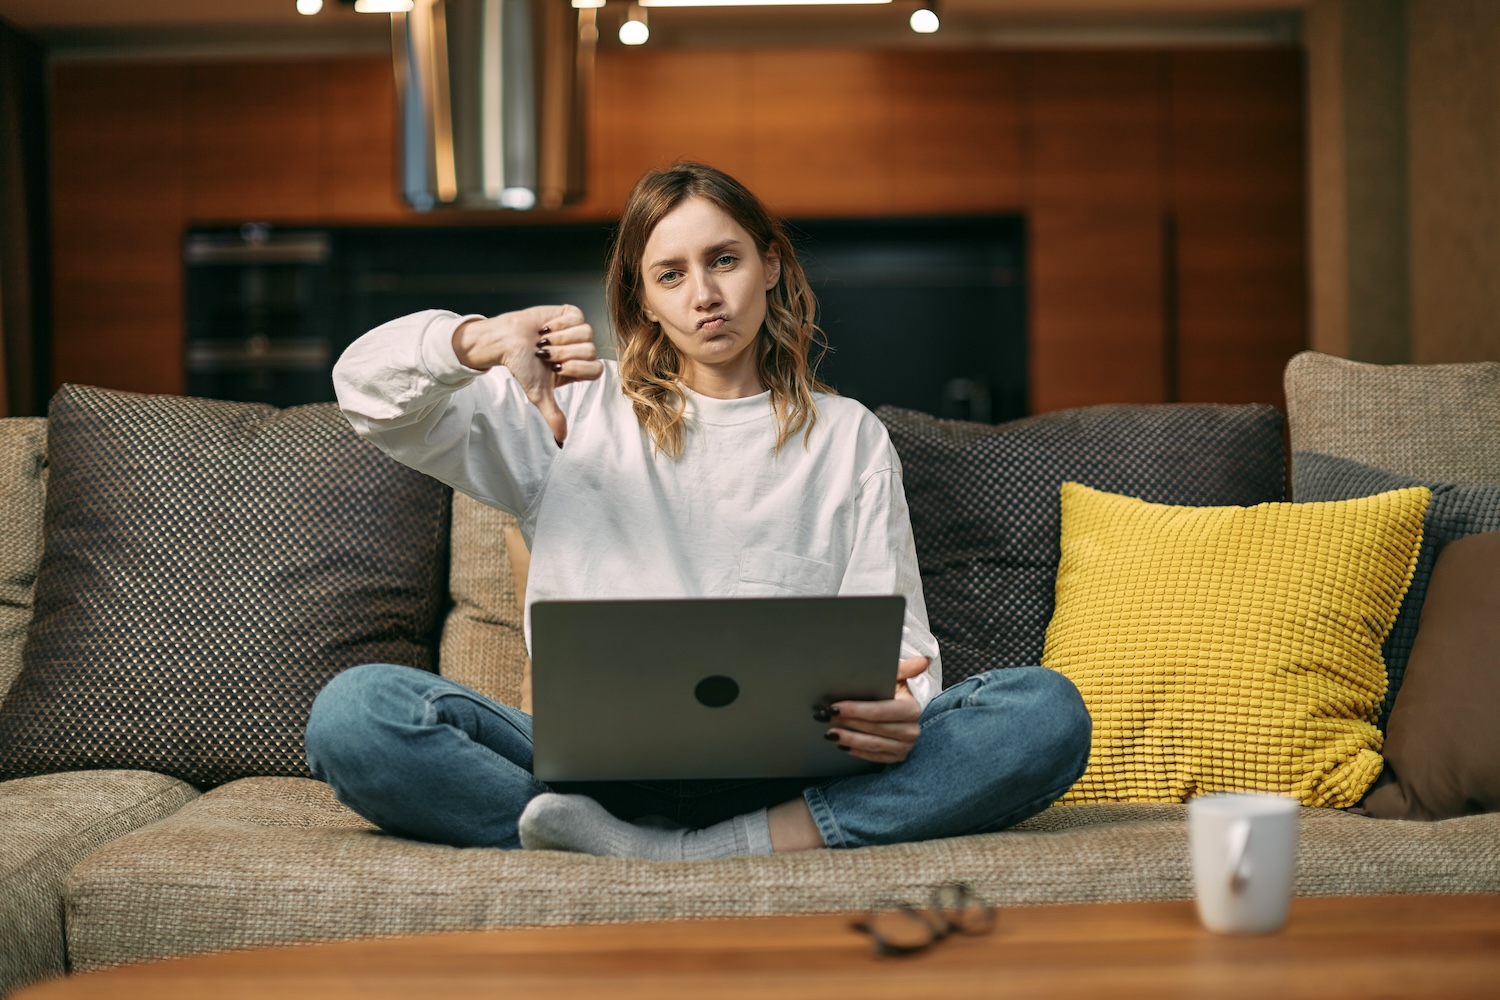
[689,268,722,311]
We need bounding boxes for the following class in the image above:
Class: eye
[656,270,681,284]
[714,254,737,268]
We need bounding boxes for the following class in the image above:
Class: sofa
[2,351,1498,997]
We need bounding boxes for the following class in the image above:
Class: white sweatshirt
[333,309,943,709]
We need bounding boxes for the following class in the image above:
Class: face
[637,195,781,393]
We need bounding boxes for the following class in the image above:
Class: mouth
[696,314,728,332]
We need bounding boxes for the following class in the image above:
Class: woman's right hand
[452,304,603,444]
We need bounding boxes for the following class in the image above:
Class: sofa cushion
[1362,532,1500,820]
[1292,452,1500,725]
[0,418,46,703]
[1284,350,1500,488]
[1044,483,1429,809]
[0,770,198,995]
[0,386,451,788]
[439,494,530,709]
[877,403,1286,687]
[61,777,1500,971]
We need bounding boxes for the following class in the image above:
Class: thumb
[534,387,568,444]
[897,656,930,683]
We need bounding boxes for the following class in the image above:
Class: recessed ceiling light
[910,3,939,32]
[353,0,415,12]
[296,0,323,14]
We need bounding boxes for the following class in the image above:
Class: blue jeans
[305,663,1091,851]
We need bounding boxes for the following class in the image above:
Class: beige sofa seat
[0,771,199,995]
[62,776,1500,972]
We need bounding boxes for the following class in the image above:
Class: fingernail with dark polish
[550,362,563,372]
[823,731,839,742]
[535,347,552,360]
[813,709,830,722]
[540,326,551,335]
[828,706,840,716]
[837,746,851,753]
[537,337,551,347]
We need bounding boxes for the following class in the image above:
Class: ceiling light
[353,0,415,12]
[572,0,607,7]
[619,18,650,44]
[640,1,890,5]
[620,3,650,44]
[909,2,938,32]
[296,0,323,13]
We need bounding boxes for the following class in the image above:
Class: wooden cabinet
[49,47,1305,411]
[51,64,187,395]
[1169,50,1306,406]
[1025,52,1169,412]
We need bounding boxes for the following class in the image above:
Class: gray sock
[518,793,773,861]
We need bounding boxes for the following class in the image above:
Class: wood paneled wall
[49,46,1305,410]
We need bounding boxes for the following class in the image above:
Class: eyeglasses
[851,883,995,957]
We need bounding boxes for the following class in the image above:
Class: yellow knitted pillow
[1043,482,1429,808]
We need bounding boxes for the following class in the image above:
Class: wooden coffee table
[19,894,1500,999]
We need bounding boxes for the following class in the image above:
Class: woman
[307,163,1090,859]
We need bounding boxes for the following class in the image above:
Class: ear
[763,245,781,290]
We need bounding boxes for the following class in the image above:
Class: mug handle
[1226,818,1253,893]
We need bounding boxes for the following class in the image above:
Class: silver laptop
[530,595,905,782]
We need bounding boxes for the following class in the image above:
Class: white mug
[1188,792,1299,934]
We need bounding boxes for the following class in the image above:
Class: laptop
[530,595,905,782]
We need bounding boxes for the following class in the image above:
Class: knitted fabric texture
[0,770,199,996]
[0,418,46,702]
[1043,482,1429,809]
[439,494,530,708]
[877,403,1286,687]
[1284,350,1500,488]
[60,777,1500,972]
[1292,451,1500,727]
[0,386,452,787]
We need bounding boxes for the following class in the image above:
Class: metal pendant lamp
[394,0,594,211]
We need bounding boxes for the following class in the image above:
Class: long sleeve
[333,309,564,519]
[839,465,944,710]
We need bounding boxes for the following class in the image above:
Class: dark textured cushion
[877,403,1286,687]
[1292,451,1500,727]
[1362,532,1500,820]
[0,386,451,787]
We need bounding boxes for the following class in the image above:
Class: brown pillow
[1362,532,1500,819]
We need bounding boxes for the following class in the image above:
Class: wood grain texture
[885,51,1025,214]
[1024,51,1166,210]
[748,50,892,217]
[17,895,1500,1000]
[50,63,187,395]
[590,48,756,215]
[186,61,325,222]
[1023,51,1168,411]
[1168,49,1307,407]
[1029,208,1166,412]
[1407,0,1500,363]
[47,49,1307,410]
[320,58,407,221]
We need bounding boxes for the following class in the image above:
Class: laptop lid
[530,595,905,782]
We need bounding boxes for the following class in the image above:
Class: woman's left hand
[823,656,929,764]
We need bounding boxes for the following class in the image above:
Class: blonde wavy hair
[606,162,834,459]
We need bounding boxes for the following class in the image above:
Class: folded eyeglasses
[851,883,996,957]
